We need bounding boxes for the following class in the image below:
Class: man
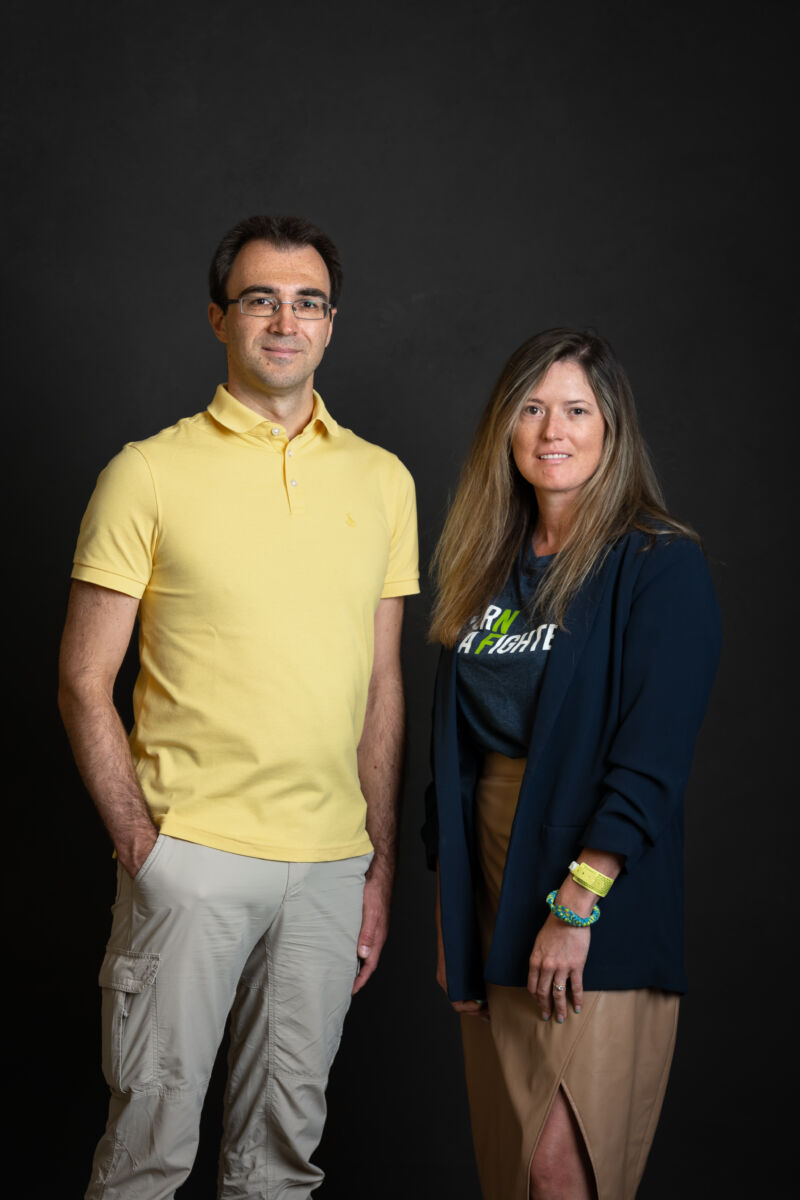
[59,215,419,1199]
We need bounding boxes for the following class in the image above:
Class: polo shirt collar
[208,385,340,437]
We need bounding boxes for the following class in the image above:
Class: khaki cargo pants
[85,835,371,1199]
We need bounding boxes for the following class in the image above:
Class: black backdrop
[4,2,793,1196]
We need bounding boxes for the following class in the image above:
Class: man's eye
[298,299,322,312]
[241,296,276,313]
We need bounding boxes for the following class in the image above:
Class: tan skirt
[461,753,679,1200]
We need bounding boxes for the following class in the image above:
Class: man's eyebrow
[237,284,329,300]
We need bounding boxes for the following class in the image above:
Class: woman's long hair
[429,328,698,647]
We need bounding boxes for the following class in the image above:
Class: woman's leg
[530,1088,596,1200]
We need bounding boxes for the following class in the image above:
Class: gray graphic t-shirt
[456,544,556,757]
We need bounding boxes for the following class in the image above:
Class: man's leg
[219,854,372,1200]
[86,837,291,1200]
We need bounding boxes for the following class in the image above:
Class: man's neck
[227,383,315,440]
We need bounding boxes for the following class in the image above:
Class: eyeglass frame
[222,292,333,321]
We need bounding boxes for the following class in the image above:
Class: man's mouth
[262,345,301,357]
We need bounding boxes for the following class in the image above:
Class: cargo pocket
[99,948,160,1094]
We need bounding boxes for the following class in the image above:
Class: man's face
[209,240,335,405]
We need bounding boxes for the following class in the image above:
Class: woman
[424,328,720,1199]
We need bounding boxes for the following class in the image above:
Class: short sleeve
[381,457,420,599]
[71,444,158,599]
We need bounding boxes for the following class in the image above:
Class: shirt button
[290,479,298,487]
[271,427,281,436]
[287,450,293,457]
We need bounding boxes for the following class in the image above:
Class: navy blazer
[425,532,721,1000]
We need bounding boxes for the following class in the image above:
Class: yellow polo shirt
[72,386,419,861]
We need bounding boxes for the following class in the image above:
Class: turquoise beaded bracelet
[545,890,600,928]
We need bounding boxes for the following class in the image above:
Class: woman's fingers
[570,969,584,1014]
[551,977,569,1022]
[551,968,584,1021]
[528,968,584,1021]
[530,964,554,1020]
[528,919,590,1020]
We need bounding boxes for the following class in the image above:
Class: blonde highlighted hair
[429,328,698,646]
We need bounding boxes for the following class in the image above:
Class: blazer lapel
[523,544,620,776]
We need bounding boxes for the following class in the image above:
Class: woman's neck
[532,493,578,555]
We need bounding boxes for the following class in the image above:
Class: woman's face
[511,360,606,505]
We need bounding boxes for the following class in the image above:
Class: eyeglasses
[225,295,332,320]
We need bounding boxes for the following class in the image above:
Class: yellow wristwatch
[568,860,614,897]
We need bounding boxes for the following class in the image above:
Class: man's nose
[268,302,299,333]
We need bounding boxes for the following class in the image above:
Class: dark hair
[209,215,343,309]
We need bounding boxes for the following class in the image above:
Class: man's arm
[352,595,406,994]
[58,579,158,877]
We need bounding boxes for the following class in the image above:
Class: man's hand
[119,828,160,879]
[352,858,392,994]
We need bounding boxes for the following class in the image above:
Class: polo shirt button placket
[287,472,303,511]
[284,440,304,513]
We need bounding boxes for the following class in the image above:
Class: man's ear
[325,308,336,348]
[208,302,228,344]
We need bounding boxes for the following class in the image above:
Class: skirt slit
[461,752,679,1200]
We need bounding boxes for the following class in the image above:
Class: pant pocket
[132,832,166,884]
[98,947,161,1094]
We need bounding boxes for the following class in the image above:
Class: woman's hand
[528,915,590,1022]
[528,848,623,1020]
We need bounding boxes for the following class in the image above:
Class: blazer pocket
[99,948,161,1094]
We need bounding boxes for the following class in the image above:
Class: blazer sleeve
[581,537,721,865]
[421,648,446,871]
[421,779,439,871]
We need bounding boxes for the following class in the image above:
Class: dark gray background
[4,1,793,1196]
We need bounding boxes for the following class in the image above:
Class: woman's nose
[542,415,564,439]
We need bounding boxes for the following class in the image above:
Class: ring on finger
[553,982,566,992]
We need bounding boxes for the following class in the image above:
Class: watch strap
[568,859,614,897]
